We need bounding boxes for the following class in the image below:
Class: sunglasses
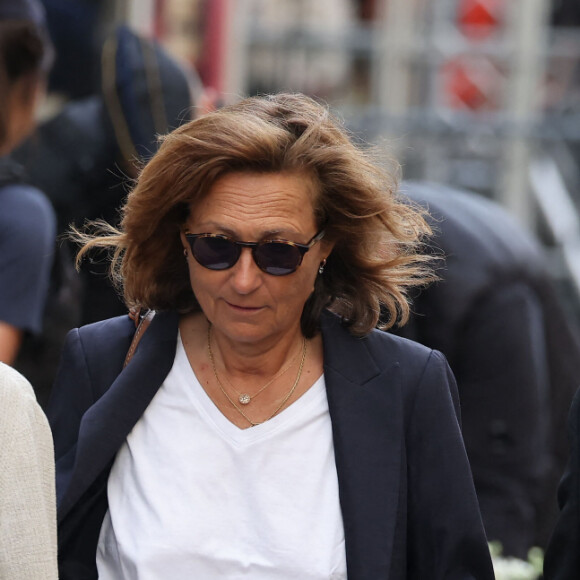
[185,229,326,276]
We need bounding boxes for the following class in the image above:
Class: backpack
[0,158,83,408]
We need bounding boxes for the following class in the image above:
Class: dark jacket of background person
[393,181,580,557]
[544,386,580,579]
[47,310,493,580]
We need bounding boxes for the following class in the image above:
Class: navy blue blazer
[47,310,494,580]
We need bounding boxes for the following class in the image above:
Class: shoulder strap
[123,309,156,368]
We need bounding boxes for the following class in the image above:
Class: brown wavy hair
[75,93,435,337]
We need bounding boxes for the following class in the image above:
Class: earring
[318,259,327,275]
[184,248,188,258]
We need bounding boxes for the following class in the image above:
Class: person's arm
[0,321,23,364]
[543,388,580,580]
[0,185,56,358]
[0,363,58,579]
[407,350,494,580]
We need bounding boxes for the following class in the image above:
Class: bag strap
[124,308,156,368]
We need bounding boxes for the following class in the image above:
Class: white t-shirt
[96,333,347,579]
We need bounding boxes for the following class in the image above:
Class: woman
[0,0,55,364]
[0,362,58,579]
[48,93,494,579]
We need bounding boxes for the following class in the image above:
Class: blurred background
[37,0,580,322]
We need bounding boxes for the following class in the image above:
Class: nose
[229,247,262,294]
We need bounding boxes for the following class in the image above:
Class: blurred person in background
[393,182,580,558]
[16,23,210,325]
[48,93,494,579]
[0,0,56,365]
[0,362,57,579]
[13,22,210,404]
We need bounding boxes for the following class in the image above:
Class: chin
[211,316,262,337]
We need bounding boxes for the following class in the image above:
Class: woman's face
[181,171,332,345]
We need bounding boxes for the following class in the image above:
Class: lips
[226,301,263,312]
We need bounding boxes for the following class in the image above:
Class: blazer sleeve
[406,350,494,580]
[46,328,98,507]
[46,317,132,508]
[543,387,580,580]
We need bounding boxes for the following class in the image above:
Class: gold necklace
[207,324,307,427]
[220,342,301,405]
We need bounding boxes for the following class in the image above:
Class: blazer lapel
[321,312,404,579]
[60,311,179,519]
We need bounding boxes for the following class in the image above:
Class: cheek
[187,264,218,300]
[280,268,319,305]
[304,266,319,293]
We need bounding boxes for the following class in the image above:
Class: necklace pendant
[239,393,251,405]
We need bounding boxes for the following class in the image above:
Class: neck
[208,321,305,381]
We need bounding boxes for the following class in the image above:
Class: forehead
[189,171,319,233]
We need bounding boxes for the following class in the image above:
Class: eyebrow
[192,223,301,239]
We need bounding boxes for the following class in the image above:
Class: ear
[179,230,189,251]
[321,239,335,262]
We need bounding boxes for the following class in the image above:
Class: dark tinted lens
[192,236,239,270]
[255,242,302,275]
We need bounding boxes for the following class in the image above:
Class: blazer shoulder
[366,327,454,402]
[321,310,449,391]
[363,326,443,382]
[74,314,136,363]
[76,314,136,343]
[322,308,434,361]
[72,311,179,383]
[50,315,136,411]
[367,325,435,362]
